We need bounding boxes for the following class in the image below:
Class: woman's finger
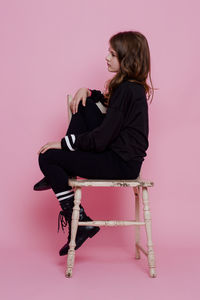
[73,100,78,114]
[69,101,74,113]
[41,145,50,154]
[38,143,49,154]
[82,96,86,107]
[38,146,45,154]
[38,147,46,154]
[71,98,77,114]
[41,147,48,153]
[75,99,81,113]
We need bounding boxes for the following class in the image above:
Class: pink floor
[1,240,200,299]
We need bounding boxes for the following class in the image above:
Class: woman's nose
[105,54,110,61]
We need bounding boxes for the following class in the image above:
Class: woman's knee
[84,99,105,129]
[78,98,97,111]
[38,149,57,168]
[38,152,47,170]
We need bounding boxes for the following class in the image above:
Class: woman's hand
[70,87,90,114]
[38,141,61,154]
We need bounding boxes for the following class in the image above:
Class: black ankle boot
[58,205,100,256]
[33,177,51,191]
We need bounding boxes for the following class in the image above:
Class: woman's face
[105,45,120,73]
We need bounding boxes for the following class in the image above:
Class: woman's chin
[107,66,115,73]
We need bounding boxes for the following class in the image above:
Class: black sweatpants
[38,99,142,202]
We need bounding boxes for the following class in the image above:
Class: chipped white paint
[66,188,81,278]
[68,178,153,187]
[134,186,141,259]
[78,220,145,226]
[142,187,157,278]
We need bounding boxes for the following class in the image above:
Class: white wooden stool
[64,95,156,278]
[66,178,156,278]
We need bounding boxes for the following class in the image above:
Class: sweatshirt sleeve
[87,89,105,103]
[70,85,131,152]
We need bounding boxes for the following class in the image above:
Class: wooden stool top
[68,177,154,187]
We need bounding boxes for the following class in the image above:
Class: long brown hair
[104,31,154,104]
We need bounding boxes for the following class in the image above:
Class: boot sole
[33,186,51,191]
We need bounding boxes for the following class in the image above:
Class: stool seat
[68,177,154,187]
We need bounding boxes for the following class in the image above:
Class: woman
[36,30,153,256]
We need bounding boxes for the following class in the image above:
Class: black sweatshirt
[61,80,149,162]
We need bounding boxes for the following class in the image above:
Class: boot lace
[57,211,68,233]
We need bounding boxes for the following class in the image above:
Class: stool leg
[142,187,157,278]
[134,186,140,259]
[66,187,81,278]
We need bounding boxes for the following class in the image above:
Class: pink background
[1,0,200,299]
